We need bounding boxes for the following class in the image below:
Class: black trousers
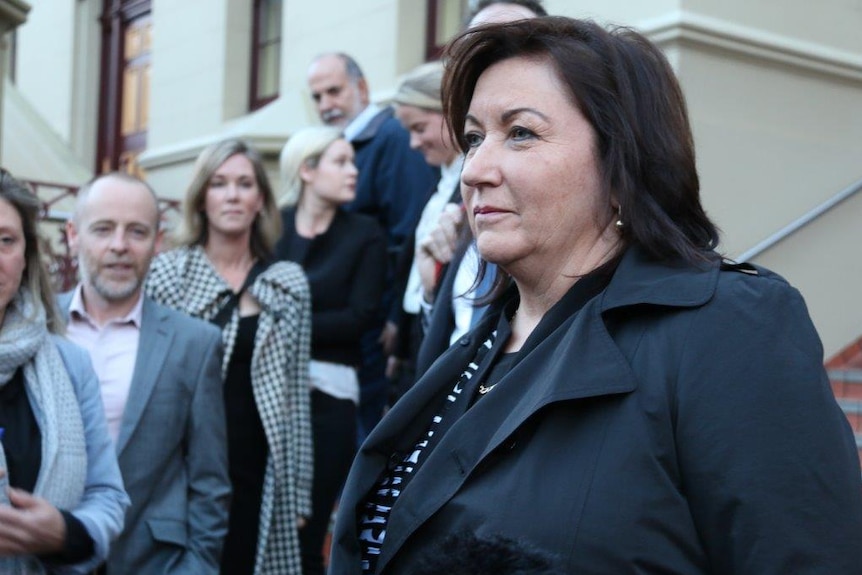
[299,389,358,575]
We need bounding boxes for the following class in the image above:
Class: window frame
[249,0,282,111]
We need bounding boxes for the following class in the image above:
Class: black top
[274,208,387,367]
[0,368,94,563]
[221,314,267,575]
[0,368,41,492]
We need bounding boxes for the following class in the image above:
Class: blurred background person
[146,139,313,575]
[331,18,862,574]
[0,169,129,574]
[414,0,546,378]
[307,53,438,440]
[274,126,386,575]
[467,0,546,27]
[387,60,464,398]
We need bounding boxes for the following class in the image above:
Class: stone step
[835,398,862,469]
[837,398,861,434]
[829,369,862,401]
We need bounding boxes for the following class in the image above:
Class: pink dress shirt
[66,285,143,444]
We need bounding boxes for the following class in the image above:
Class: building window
[250,0,282,110]
[425,0,469,61]
[97,0,152,177]
[119,16,151,176]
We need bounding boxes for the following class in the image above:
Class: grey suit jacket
[59,292,230,574]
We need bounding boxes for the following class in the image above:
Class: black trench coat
[330,246,862,575]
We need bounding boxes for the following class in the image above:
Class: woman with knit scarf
[0,169,129,574]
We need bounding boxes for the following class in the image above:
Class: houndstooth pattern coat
[146,245,312,575]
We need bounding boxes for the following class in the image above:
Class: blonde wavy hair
[278,126,343,208]
[177,138,281,260]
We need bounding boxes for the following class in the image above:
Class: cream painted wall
[68,0,101,172]
[684,0,862,53]
[679,43,862,257]
[148,0,252,147]
[752,191,862,357]
[545,0,679,24]
[16,0,75,142]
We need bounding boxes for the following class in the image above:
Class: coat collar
[601,245,720,311]
[338,246,722,572]
[350,106,394,145]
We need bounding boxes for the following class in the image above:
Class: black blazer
[274,207,387,367]
[330,246,862,574]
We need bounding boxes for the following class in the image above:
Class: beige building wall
[6,0,862,355]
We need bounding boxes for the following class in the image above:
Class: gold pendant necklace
[478,382,496,395]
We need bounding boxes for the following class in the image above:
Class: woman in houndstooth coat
[146,138,313,575]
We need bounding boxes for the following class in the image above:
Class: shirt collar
[344,103,382,142]
[70,283,144,328]
[439,155,465,188]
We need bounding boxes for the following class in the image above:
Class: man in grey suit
[59,172,230,574]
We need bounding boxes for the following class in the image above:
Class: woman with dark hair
[145,139,312,575]
[0,170,129,574]
[330,17,862,575]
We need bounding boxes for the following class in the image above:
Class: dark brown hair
[0,169,63,333]
[443,17,719,268]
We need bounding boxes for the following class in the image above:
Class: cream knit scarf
[0,292,87,574]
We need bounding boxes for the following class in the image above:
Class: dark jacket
[330,246,862,575]
[274,207,387,367]
[349,106,439,252]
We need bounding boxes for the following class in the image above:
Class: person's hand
[0,487,66,556]
[385,356,402,380]
[379,321,399,357]
[417,204,464,300]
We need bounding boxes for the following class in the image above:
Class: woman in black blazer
[329,18,862,575]
[274,127,387,575]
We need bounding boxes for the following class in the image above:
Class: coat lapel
[375,297,637,571]
[337,246,722,572]
[116,298,173,456]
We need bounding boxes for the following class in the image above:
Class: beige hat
[393,61,445,112]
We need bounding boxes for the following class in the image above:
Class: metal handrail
[736,176,862,262]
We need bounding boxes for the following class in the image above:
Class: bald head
[75,173,160,231]
[469,1,543,27]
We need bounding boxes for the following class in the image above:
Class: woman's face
[0,197,26,321]
[301,138,358,207]
[204,153,264,240]
[460,56,613,277]
[396,105,457,167]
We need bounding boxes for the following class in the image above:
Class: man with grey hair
[307,53,438,441]
[60,172,230,574]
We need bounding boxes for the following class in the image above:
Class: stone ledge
[641,10,862,83]
[0,0,29,30]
